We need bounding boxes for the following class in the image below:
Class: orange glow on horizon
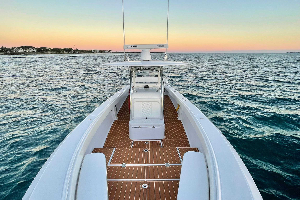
[1,15,300,52]
[1,1,300,52]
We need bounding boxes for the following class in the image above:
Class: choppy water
[0,53,299,200]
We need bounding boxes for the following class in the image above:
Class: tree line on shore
[0,46,112,55]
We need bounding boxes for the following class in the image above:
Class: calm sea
[0,53,299,199]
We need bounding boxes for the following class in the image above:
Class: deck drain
[143,149,149,153]
[142,184,148,189]
[145,141,149,144]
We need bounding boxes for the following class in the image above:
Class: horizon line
[1,45,299,54]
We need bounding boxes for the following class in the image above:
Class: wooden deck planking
[93,95,198,200]
[147,166,181,179]
[162,139,190,147]
[149,147,181,164]
[107,181,179,200]
[107,166,145,179]
[111,148,149,164]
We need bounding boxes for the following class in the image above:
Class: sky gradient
[1,0,300,53]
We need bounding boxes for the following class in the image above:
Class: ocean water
[0,53,299,199]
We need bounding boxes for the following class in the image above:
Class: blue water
[0,53,299,199]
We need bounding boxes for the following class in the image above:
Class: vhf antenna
[165,0,169,60]
[121,0,170,61]
[122,0,127,61]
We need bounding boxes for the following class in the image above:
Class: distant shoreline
[1,45,300,55]
[1,52,299,55]
[0,46,114,55]
[0,46,169,55]
[0,52,167,55]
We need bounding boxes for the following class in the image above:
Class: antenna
[122,0,170,61]
[165,0,169,60]
[122,0,126,61]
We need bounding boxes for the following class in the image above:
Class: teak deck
[93,96,199,200]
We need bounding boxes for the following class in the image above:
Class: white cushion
[77,153,108,200]
[178,151,209,200]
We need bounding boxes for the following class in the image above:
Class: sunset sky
[1,0,300,53]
